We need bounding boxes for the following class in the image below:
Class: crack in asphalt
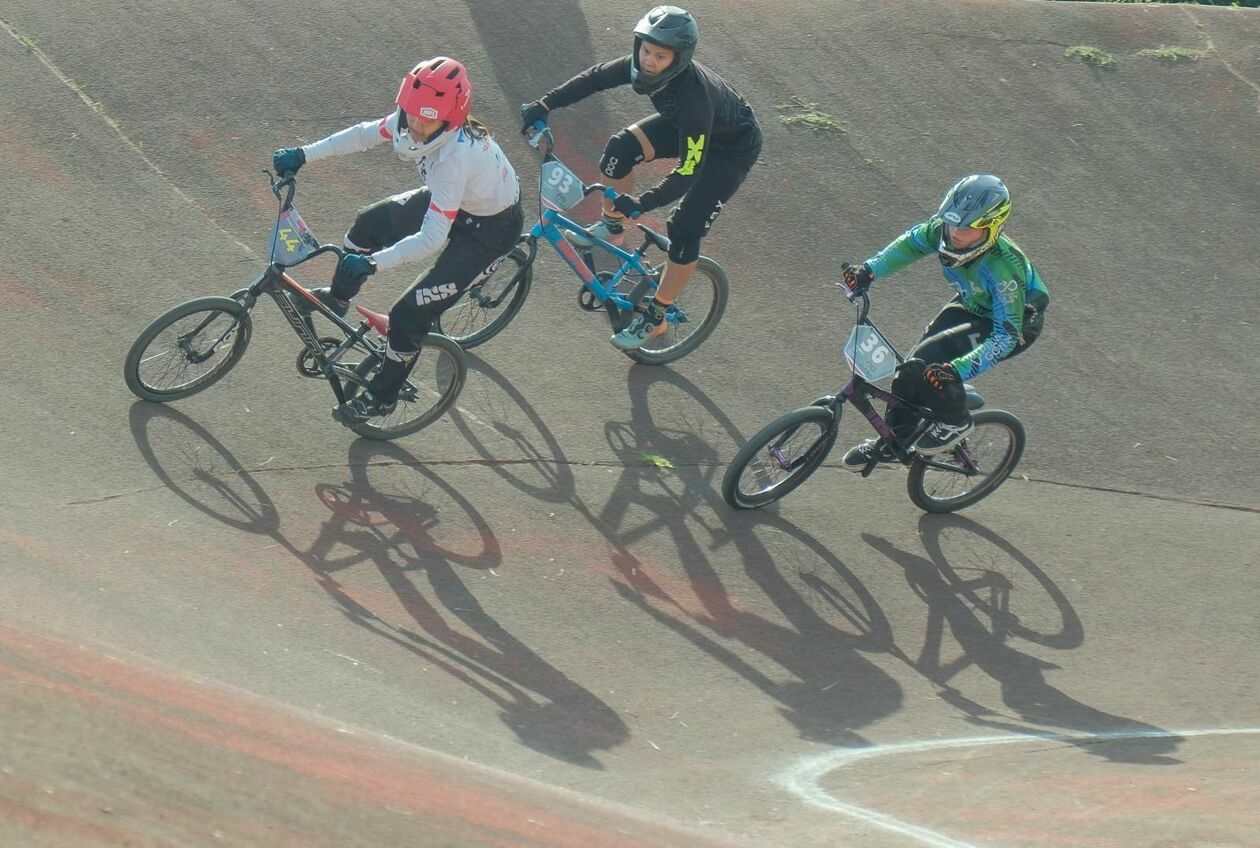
[0,17,259,260]
[1,460,1254,514]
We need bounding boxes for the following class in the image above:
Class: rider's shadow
[590,366,904,745]
[128,403,628,768]
[865,515,1182,765]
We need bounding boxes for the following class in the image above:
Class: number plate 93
[540,159,585,211]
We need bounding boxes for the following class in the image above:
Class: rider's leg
[297,189,431,322]
[574,118,673,248]
[336,202,523,422]
[841,301,979,470]
[611,144,756,350]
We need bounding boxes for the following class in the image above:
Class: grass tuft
[1137,45,1209,61]
[1064,46,1117,67]
[775,96,846,133]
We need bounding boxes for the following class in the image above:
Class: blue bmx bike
[435,125,729,365]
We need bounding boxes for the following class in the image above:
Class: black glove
[520,100,549,137]
[331,252,376,301]
[923,362,961,393]
[272,147,306,177]
[841,262,874,294]
[612,193,644,220]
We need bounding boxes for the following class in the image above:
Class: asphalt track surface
[1,1,1258,846]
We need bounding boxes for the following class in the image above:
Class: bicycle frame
[822,289,981,473]
[228,173,389,405]
[521,126,681,322]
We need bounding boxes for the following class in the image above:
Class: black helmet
[630,6,698,94]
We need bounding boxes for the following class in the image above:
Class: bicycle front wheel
[907,409,1026,513]
[124,296,252,402]
[435,247,533,349]
[722,405,838,510]
[345,334,467,440]
[620,255,729,366]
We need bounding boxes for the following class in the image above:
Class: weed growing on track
[1064,46,1117,67]
[1137,45,1210,61]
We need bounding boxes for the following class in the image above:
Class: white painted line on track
[775,726,1260,848]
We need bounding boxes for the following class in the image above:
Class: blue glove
[272,147,306,176]
[331,252,376,301]
[612,193,643,220]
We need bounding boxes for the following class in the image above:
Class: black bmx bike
[722,285,1026,513]
[123,172,466,440]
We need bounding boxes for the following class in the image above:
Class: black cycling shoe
[841,438,894,472]
[294,286,350,319]
[333,392,397,426]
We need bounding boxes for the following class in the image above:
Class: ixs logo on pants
[415,282,458,305]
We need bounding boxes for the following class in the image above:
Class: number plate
[540,158,585,211]
[269,205,321,266]
[843,323,898,381]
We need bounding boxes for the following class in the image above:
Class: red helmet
[395,57,472,127]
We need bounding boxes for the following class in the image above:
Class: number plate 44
[843,323,898,381]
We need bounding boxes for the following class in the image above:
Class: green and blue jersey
[866,217,1050,379]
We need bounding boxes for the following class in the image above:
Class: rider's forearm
[303,117,391,162]
[865,220,936,279]
[540,56,633,110]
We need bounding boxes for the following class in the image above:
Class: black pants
[887,296,1047,431]
[601,113,760,261]
[346,189,523,401]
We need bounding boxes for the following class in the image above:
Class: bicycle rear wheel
[124,296,252,402]
[616,256,728,365]
[722,405,838,509]
[345,334,467,440]
[435,247,533,349]
[907,409,1025,513]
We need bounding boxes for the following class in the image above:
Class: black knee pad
[665,218,702,264]
[598,128,644,180]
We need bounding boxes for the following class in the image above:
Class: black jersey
[541,55,762,210]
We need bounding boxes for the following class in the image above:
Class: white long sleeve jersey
[301,111,519,272]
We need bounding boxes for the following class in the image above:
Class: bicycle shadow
[127,402,628,768]
[864,514,1181,764]
[587,365,904,745]
[447,352,577,504]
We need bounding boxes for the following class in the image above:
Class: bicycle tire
[722,405,839,510]
[616,255,729,366]
[907,408,1026,513]
[435,247,533,349]
[345,333,467,440]
[124,296,252,402]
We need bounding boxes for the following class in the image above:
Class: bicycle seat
[635,222,671,253]
[355,304,390,335]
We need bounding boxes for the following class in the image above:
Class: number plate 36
[843,323,898,381]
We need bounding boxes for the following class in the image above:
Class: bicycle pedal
[578,288,603,312]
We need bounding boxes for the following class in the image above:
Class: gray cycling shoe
[565,215,625,249]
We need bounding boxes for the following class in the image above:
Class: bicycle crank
[296,338,342,378]
[578,271,616,312]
